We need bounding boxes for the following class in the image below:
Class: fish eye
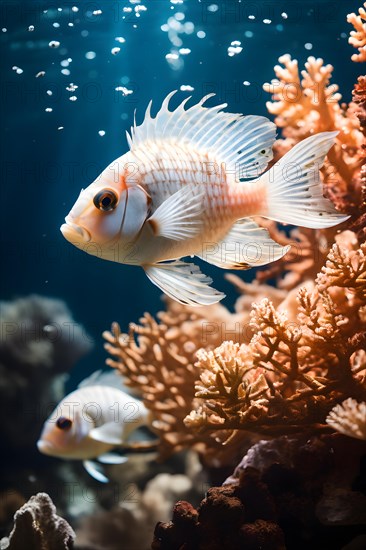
[56,417,73,430]
[93,189,118,212]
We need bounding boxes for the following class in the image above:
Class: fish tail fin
[258,132,350,228]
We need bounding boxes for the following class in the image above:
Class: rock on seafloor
[0,493,75,549]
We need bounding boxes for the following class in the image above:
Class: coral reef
[0,493,75,550]
[105,232,366,455]
[103,300,254,461]
[103,7,366,547]
[104,5,366,464]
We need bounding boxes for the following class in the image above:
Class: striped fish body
[61,91,348,305]
[122,141,266,264]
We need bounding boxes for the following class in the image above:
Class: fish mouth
[60,220,91,243]
[37,439,56,456]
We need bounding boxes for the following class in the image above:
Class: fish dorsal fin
[127,91,277,178]
[78,370,127,392]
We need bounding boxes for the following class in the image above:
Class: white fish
[60,91,349,306]
[37,379,151,483]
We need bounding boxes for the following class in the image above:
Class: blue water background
[0,0,361,385]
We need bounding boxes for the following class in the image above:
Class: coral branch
[326,398,366,439]
[347,3,366,62]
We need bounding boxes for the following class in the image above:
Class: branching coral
[263,53,363,202]
[253,221,336,290]
[326,398,366,440]
[263,55,343,139]
[105,231,366,456]
[185,235,366,442]
[103,301,251,459]
[347,3,366,62]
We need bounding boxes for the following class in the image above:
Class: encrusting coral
[0,493,75,550]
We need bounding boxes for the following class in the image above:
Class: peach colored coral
[347,3,366,62]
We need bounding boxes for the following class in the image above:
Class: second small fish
[61,91,348,305]
[37,377,151,483]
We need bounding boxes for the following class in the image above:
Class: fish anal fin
[144,260,225,306]
[97,452,128,465]
[147,185,204,241]
[83,460,109,483]
[198,218,289,269]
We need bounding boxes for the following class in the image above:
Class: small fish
[61,91,349,306]
[37,377,151,483]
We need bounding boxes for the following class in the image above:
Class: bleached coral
[326,398,366,440]
[347,3,366,62]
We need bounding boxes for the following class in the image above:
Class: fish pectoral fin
[89,422,124,446]
[83,460,109,483]
[97,452,129,465]
[144,260,225,306]
[197,218,290,269]
[147,185,204,241]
